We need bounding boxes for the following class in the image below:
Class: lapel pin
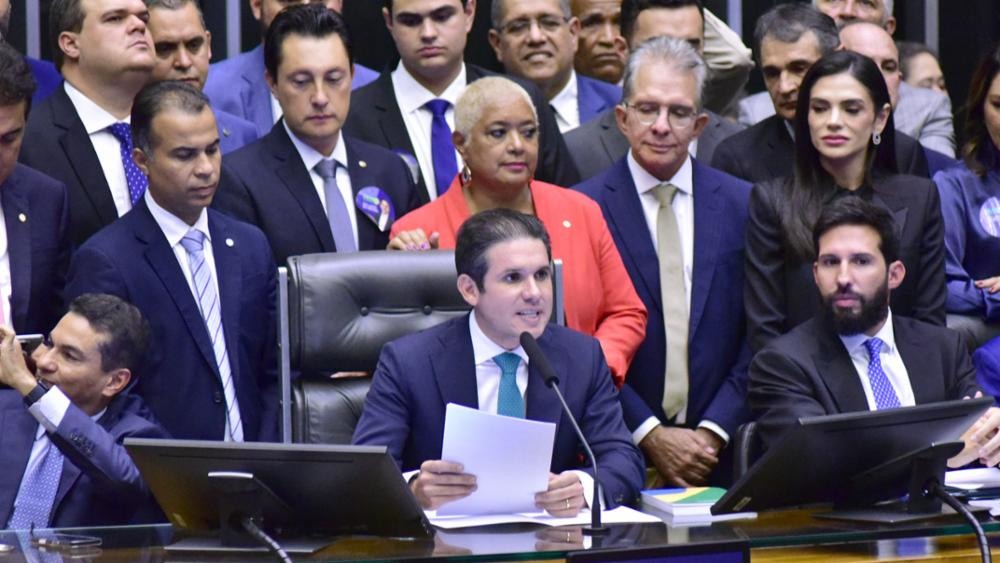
[225,238,234,247]
[17,213,26,223]
[222,127,232,138]
[562,220,571,228]
[359,160,368,168]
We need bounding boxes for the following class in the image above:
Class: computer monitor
[712,397,993,517]
[124,439,432,546]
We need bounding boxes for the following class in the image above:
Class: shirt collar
[284,121,348,171]
[548,71,578,124]
[392,61,468,114]
[784,119,795,141]
[468,311,530,367]
[839,308,898,357]
[63,81,124,135]
[627,150,694,198]
[145,190,211,248]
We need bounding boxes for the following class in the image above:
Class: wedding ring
[565,498,570,510]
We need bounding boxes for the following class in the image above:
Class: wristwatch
[23,381,50,407]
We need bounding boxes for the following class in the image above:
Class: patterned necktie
[7,434,64,529]
[314,159,357,252]
[494,352,525,418]
[651,183,689,420]
[180,229,244,441]
[107,122,148,205]
[863,337,901,410]
[424,99,457,196]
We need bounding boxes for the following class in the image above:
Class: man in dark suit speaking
[353,209,643,514]
[750,197,1000,468]
[65,81,278,442]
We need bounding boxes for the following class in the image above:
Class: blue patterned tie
[180,229,244,441]
[863,337,901,410]
[7,435,64,529]
[494,352,525,418]
[424,99,457,196]
[107,122,148,205]
[314,159,357,252]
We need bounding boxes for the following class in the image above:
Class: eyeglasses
[498,15,568,37]
[623,102,698,129]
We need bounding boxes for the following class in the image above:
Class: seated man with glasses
[574,37,753,487]
[488,0,621,133]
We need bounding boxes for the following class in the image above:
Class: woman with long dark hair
[745,50,945,352]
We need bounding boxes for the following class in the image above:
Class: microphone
[520,332,608,535]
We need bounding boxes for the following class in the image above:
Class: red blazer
[392,178,647,384]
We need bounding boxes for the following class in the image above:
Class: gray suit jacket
[894,81,955,157]
[565,108,743,181]
[737,91,773,128]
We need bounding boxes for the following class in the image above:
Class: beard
[821,282,890,336]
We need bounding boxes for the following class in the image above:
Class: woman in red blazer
[390,77,646,385]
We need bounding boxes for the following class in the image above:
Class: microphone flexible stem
[240,516,293,563]
[547,379,604,533]
[927,481,991,563]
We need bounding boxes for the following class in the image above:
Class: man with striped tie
[749,197,1000,468]
[65,81,279,442]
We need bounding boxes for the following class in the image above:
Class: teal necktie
[494,352,525,418]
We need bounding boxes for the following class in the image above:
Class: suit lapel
[209,213,243,385]
[0,407,36,522]
[689,161,722,336]
[895,320,944,404]
[525,332,564,425]
[268,125,338,252]
[241,46,273,136]
[2,181,30,329]
[370,73,416,157]
[51,88,118,225]
[599,110,629,165]
[811,322,870,413]
[603,160,661,312]
[871,184,909,232]
[430,318,479,409]
[135,203,219,374]
[345,140,379,250]
[765,117,795,180]
[576,77,601,124]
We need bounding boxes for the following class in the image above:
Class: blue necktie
[8,434,64,529]
[107,122,148,205]
[494,352,525,418]
[180,229,244,441]
[863,337,901,410]
[314,159,357,252]
[424,99,457,196]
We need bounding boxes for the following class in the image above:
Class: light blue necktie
[424,99,457,196]
[863,337,901,410]
[180,229,244,441]
[494,352,525,418]
[8,434,64,529]
[107,122,148,205]
[314,159,357,252]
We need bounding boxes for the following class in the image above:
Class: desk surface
[2,508,998,562]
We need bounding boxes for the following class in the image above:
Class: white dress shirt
[549,71,580,134]
[0,202,11,327]
[838,310,916,410]
[626,152,729,445]
[391,62,467,201]
[63,82,134,217]
[284,123,359,247]
[270,93,283,126]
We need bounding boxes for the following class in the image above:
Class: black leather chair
[946,314,1000,353]
[279,251,471,443]
[732,421,759,481]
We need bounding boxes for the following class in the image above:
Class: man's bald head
[814,0,894,34]
[840,21,900,106]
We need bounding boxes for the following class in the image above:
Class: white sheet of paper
[427,505,663,529]
[437,403,556,516]
[945,467,1000,489]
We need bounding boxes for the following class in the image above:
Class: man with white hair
[814,0,894,33]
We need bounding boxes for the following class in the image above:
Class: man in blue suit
[353,209,643,513]
[65,81,278,442]
[0,44,71,334]
[204,0,377,138]
[214,4,418,264]
[488,0,621,133]
[0,294,167,529]
[146,0,257,154]
[575,37,751,487]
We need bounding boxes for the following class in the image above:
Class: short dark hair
[813,197,900,265]
[68,293,150,374]
[620,0,703,47]
[145,0,207,28]
[131,80,211,154]
[265,3,353,79]
[753,3,839,68]
[455,208,552,291]
[897,40,938,80]
[0,43,36,116]
[49,0,86,71]
[383,0,469,15]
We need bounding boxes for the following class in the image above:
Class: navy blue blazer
[64,202,279,442]
[573,158,753,438]
[214,122,419,264]
[352,315,645,508]
[27,57,61,104]
[2,164,71,334]
[0,390,168,527]
[576,74,620,126]
[215,107,257,154]
[205,45,378,137]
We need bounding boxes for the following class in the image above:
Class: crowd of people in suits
[4,0,1000,533]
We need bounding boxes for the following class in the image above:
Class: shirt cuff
[697,420,729,445]
[28,385,71,433]
[569,469,604,510]
[632,416,661,446]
